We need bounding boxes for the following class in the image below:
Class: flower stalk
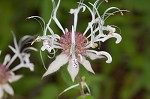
[77,74,85,97]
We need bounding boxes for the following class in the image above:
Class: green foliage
[37,84,59,99]
[12,76,41,95]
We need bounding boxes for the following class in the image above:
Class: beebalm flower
[30,0,127,82]
[0,34,36,99]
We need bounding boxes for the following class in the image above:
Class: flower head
[0,34,36,99]
[59,32,88,56]
[30,0,127,82]
[0,64,11,84]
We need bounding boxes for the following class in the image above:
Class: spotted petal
[67,59,79,82]
[43,53,69,77]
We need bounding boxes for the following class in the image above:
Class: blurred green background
[0,0,150,99]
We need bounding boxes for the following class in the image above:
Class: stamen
[31,36,42,45]
[120,11,124,16]
[92,43,98,48]
[105,0,108,3]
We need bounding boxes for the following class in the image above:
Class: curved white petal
[0,86,4,99]
[86,52,105,60]
[97,51,112,63]
[100,33,122,44]
[87,50,112,63]
[11,63,34,72]
[67,59,79,82]
[9,75,23,83]
[26,16,45,32]
[79,56,95,74]
[103,25,116,33]
[43,53,69,77]
[52,0,65,34]
[25,63,34,71]
[2,84,14,96]
[3,54,11,65]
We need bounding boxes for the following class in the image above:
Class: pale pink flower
[30,0,127,81]
[0,34,36,98]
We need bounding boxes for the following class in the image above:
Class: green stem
[77,74,85,97]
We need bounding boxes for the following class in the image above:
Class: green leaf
[37,84,59,99]
[0,1,13,50]
[12,76,40,95]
